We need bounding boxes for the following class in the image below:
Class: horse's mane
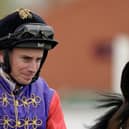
[89,61,129,129]
[89,92,123,129]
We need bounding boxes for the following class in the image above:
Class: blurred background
[1,0,129,128]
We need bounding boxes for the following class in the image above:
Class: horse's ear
[121,61,129,101]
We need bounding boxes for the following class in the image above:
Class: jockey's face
[9,48,43,85]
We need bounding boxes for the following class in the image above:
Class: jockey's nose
[28,61,39,73]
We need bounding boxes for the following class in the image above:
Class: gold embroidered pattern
[31,117,42,129]
[0,93,41,107]
[0,116,15,129]
[15,100,19,107]
[31,94,41,107]
[21,94,41,107]
[1,94,9,106]
[16,120,21,127]
[24,118,29,128]
[17,8,32,20]
[0,116,42,129]
[0,93,42,128]
[3,116,10,129]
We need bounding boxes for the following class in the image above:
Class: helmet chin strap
[31,50,48,83]
[2,49,48,86]
[2,49,11,73]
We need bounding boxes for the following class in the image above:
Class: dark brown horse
[89,62,129,129]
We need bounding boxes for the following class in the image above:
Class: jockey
[0,8,67,129]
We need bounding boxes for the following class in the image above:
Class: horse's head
[121,62,129,102]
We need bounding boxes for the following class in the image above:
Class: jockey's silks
[0,77,54,129]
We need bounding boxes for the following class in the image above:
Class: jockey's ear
[120,61,129,101]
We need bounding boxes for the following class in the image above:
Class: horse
[88,62,129,129]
